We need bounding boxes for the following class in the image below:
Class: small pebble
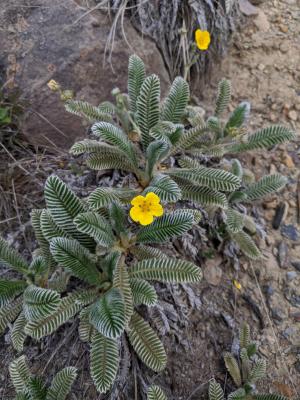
[291,260,300,272]
[286,271,297,281]
[288,110,298,121]
[277,241,289,268]
[272,201,289,229]
[281,224,299,241]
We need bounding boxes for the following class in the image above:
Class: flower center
[139,201,152,213]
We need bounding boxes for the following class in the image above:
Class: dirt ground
[0,0,299,399]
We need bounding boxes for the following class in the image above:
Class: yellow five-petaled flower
[130,192,163,226]
[195,29,211,51]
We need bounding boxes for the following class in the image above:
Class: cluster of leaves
[9,355,77,400]
[65,55,295,260]
[0,175,201,395]
[209,323,288,400]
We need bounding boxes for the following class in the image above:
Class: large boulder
[0,0,170,148]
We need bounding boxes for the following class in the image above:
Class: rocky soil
[0,0,299,399]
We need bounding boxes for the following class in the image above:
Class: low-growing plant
[9,355,77,400]
[0,175,202,394]
[208,323,288,400]
[62,54,295,260]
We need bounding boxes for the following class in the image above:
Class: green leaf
[74,212,115,248]
[225,102,250,133]
[229,126,295,152]
[0,296,23,334]
[130,245,167,260]
[253,395,288,400]
[177,123,207,150]
[249,359,266,383]
[90,288,126,339]
[147,385,167,400]
[231,159,243,179]
[167,167,241,192]
[50,238,101,285]
[129,257,202,283]
[46,367,77,400]
[207,116,223,136]
[90,332,119,394]
[161,76,190,123]
[23,285,61,322]
[127,312,166,371]
[25,290,97,339]
[136,74,160,148]
[40,210,69,241]
[224,352,242,386]
[146,140,170,177]
[226,208,245,233]
[29,256,49,278]
[130,278,158,306]
[178,180,228,209]
[86,145,138,173]
[137,211,193,243]
[87,187,120,210]
[9,355,31,393]
[88,187,138,209]
[215,78,231,117]
[128,54,146,113]
[25,377,47,400]
[78,306,94,342]
[113,260,133,325]
[209,379,224,400]
[44,175,93,249]
[244,174,287,201]
[228,388,246,400]
[0,279,26,307]
[230,231,261,260]
[145,174,181,203]
[11,311,27,352]
[31,209,54,267]
[65,100,112,122]
[109,202,127,235]
[92,122,138,166]
[239,322,251,349]
[0,237,29,275]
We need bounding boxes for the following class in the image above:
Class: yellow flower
[130,192,163,226]
[195,29,211,51]
[233,279,242,290]
[47,79,60,92]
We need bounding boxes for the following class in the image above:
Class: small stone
[291,260,300,272]
[272,202,289,229]
[279,42,289,53]
[264,199,277,209]
[254,10,270,32]
[288,110,298,121]
[282,153,295,168]
[269,164,277,174]
[281,224,299,241]
[269,113,277,122]
[258,63,265,71]
[286,271,297,281]
[203,260,223,286]
[279,24,289,33]
[290,311,300,322]
[277,241,289,268]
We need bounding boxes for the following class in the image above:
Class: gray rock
[291,260,300,272]
[281,224,299,241]
[286,271,298,281]
[0,0,170,149]
[277,241,289,269]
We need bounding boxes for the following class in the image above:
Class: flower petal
[195,29,211,51]
[131,195,145,206]
[151,204,163,217]
[139,213,154,226]
[145,192,160,204]
[130,206,142,222]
